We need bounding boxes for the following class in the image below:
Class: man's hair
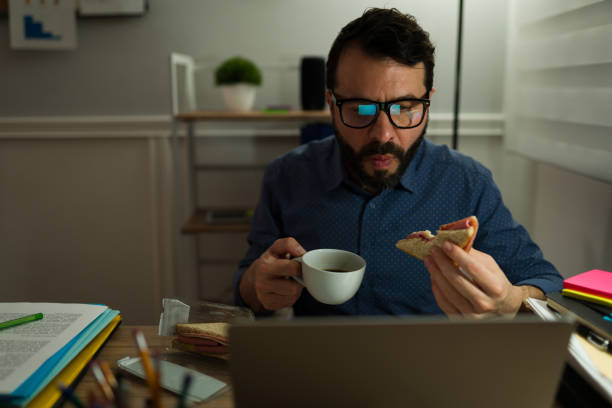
[326,8,435,93]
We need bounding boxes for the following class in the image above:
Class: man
[233,8,562,317]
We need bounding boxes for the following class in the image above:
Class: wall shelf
[181,210,251,234]
[170,54,332,302]
[175,109,331,235]
[175,110,330,122]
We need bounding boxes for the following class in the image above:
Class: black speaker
[300,56,326,110]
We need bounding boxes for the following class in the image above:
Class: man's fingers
[256,273,303,297]
[434,244,488,302]
[256,277,303,310]
[260,258,301,278]
[441,243,511,302]
[263,237,306,262]
[259,293,301,311]
[425,256,475,315]
[431,279,460,315]
[249,238,307,311]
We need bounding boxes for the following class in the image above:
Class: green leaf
[215,56,262,86]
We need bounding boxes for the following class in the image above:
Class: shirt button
[370,203,376,209]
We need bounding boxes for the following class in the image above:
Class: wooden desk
[73,324,601,408]
[74,325,233,407]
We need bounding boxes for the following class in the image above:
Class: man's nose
[368,110,395,144]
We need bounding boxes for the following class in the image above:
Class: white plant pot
[220,84,257,111]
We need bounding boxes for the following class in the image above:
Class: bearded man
[234,8,562,317]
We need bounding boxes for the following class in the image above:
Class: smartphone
[117,356,228,402]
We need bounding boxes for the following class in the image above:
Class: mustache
[357,141,405,159]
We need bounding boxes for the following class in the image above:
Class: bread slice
[395,216,479,261]
[171,338,230,360]
[175,322,229,345]
[173,322,231,360]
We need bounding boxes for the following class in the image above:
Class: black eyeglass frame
[330,91,431,129]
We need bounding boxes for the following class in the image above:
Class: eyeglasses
[331,92,430,129]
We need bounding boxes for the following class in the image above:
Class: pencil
[99,361,118,389]
[0,313,43,330]
[133,329,160,408]
[57,382,86,408]
[90,361,114,402]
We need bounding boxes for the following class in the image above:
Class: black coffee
[322,268,350,272]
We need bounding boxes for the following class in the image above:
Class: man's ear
[424,87,435,122]
[325,90,334,114]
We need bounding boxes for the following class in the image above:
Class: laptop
[229,316,574,408]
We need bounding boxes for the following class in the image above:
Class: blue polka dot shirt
[234,136,562,316]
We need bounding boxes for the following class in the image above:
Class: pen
[577,299,612,322]
[57,382,86,408]
[133,329,160,408]
[86,389,95,407]
[90,361,114,402]
[577,298,612,318]
[177,373,193,408]
[153,347,163,408]
[0,313,43,330]
[115,371,130,408]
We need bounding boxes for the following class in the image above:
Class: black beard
[335,123,426,192]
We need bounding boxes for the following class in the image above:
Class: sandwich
[395,216,479,261]
[172,322,230,360]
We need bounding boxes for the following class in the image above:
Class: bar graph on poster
[9,0,76,49]
[24,15,62,40]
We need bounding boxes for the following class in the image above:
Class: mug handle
[290,256,304,286]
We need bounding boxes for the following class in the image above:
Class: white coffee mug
[292,249,366,305]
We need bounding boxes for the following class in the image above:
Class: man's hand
[239,237,307,313]
[424,241,544,317]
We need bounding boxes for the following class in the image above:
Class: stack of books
[562,269,612,308]
[0,303,121,408]
[545,270,612,407]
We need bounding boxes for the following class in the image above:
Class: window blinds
[504,0,612,183]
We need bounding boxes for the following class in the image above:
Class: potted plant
[215,56,262,111]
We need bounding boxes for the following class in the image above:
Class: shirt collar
[398,138,427,193]
[324,137,345,192]
[323,136,428,194]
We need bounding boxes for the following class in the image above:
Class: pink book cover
[563,269,612,299]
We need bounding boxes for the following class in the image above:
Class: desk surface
[73,323,596,408]
[74,325,233,407]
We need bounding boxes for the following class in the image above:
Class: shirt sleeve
[233,163,284,308]
[471,169,563,295]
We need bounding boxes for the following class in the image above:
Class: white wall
[504,0,612,183]
[532,164,612,278]
[0,0,508,116]
[503,0,612,277]
[0,130,176,323]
